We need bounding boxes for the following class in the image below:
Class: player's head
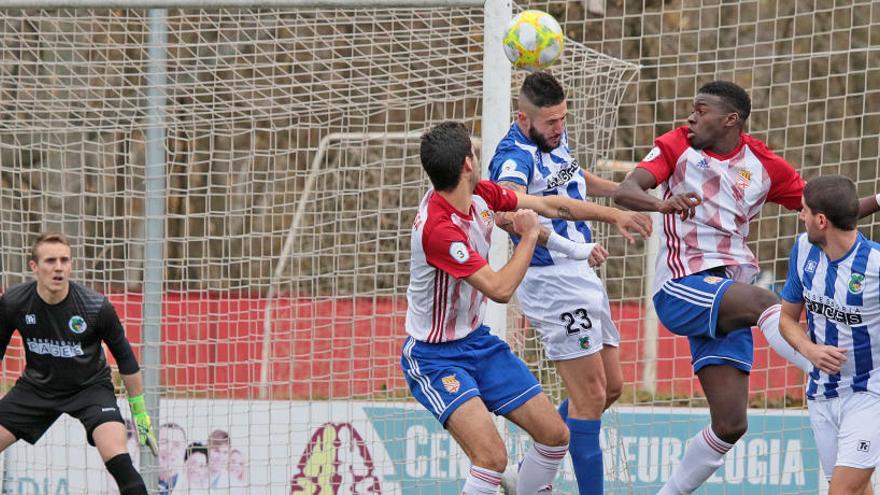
[688,81,751,150]
[801,175,859,244]
[208,429,231,473]
[420,121,479,192]
[29,232,72,299]
[159,423,188,473]
[517,71,567,153]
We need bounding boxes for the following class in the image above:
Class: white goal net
[0,6,638,494]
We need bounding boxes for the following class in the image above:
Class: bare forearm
[121,371,145,398]
[613,179,663,212]
[858,195,880,219]
[536,195,620,223]
[583,171,619,198]
[779,311,810,354]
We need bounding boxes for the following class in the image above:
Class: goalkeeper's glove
[128,395,159,456]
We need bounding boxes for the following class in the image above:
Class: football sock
[758,304,812,372]
[105,453,148,495]
[516,441,568,494]
[463,466,502,494]
[567,417,603,494]
[657,425,732,495]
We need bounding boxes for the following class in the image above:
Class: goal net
[0,5,637,494]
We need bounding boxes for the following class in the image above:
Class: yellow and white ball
[502,10,564,71]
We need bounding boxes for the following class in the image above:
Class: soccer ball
[502,10,564,71]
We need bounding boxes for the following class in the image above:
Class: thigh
[554,352,606,418]
[653,273,733,339]
[518,264,609,360]
[62,381,124,446]
[92,421,129,462]
[829,466,874,495]
[808,399,839,480]
[0,383,60,445]
[445,396,507,466]
[400,337,480,426]
[503,392,568,447]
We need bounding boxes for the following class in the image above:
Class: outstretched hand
[128,395,159,456]
[659,192,702,220]
[613,211,652,244]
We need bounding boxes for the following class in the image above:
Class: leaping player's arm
[513,190,652,244]
[614,168,701,220]
[464,209,540,303]
[778,301,847,375]
[857,195,880,219]
[582,170,619,198]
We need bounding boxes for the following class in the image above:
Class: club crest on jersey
[68,315,87,334]
[849,273,866,294]
[579,336,591,350]
[441,374,460,394]
[449,242,470,264]
[805,260,817,273]
[736,168,752,190]
[25,314,36,325]
[703,276,724,285]
[480,210,492,226]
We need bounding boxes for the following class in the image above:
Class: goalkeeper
[0,232,156,495]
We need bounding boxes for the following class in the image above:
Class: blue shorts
[653,270,754,373]
[400,326,542,426]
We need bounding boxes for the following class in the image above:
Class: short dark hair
[31,232,70,262]
[697,81,751,121]
[185,442,208,461]
[419,121,473,192]
[520,71,565,108]
[803,175,859,230]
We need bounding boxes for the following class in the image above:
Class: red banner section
[0,294,804,402]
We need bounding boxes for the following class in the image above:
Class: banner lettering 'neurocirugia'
[1,401,820,494]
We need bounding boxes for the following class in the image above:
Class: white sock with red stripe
[462,466,502,494]
[758,304,812,372]
[516,441,568,494]
[658,425,733,495]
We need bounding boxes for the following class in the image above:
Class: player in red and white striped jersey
[614,81,880,494]
[402,121,647,494]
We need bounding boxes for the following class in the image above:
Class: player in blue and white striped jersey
[780,175,880,495]
[489,72,652,494]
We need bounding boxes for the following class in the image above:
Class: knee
[532,416,570,448]
[712,417,748,444]
[568,376,607,419]
[604,380,623,409]
[751,288,780,320]
[471,450,508,474]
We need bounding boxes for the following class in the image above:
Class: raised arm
[614,168,702,220]
[513,189,653,243]
[779,301,846,374]
[858,194,880,219]
[465,209,540,303]
[583,170,619,198]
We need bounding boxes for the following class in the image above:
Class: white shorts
[808,392,880,479]
[516,262,620,361]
